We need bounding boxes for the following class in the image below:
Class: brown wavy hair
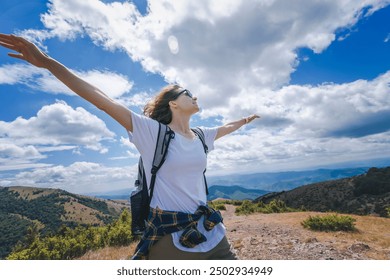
[143,84,182,124]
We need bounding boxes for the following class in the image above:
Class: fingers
[245,114,261,124]
[0,34,21,52]
[0,41,14,50]
[0,39,16,50]
[0,33,23,42]
[0,34,30,60]
[249,114,260,120]
[8,53,25,60]
[0,33,13,41]
[0,33,27,47]
[0,44,20,54]
[0,34,17,46]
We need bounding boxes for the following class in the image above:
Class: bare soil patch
[223,205,390,260]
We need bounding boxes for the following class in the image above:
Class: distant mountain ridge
[86,188,132,200]
[208,167,369,191]
[0,186,127,259]
[88,167,369,200]
[208,185,268,200]
[254,166,390,217]
[89,185,269,201]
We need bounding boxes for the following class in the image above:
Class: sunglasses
[173,89,193,99]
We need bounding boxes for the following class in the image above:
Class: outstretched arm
[215,114,260,140]
[0,34,133,132]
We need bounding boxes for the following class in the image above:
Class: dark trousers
[148,234,238,260]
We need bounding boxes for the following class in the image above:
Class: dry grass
[288,212,390,251]
[77,243,138,260]
[9,187,57,200]
[106,199,130,212]
[61,199,105,225]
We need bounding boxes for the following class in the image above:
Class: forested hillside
[0,186,127,259]
[255,167,390,217]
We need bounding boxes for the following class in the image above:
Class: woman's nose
[193,96,197,100]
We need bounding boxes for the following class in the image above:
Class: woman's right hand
[0,33,50,68]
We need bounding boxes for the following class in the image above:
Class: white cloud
[1,161,138,193]
[19,0,388,117]
[0,63,133,98]
[0,141,48,172]
[0,63,44,84]
[204,70,390,174]
[208,128,390,175]
[82,70,134,99]
[107,136,140,160]
[120,91,152,108]
[0,101,117,171]
[0,162,53,172]
[0,143,43,159]
[37,145,78,153]
[0,100,115,149]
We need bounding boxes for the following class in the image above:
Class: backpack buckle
[151,166,158,175]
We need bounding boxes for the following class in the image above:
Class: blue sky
[0,0,390,194]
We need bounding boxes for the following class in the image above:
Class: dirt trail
[223,205,390,260]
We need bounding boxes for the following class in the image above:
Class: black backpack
[130,123,209,236]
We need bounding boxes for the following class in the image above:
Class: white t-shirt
[128,112,226,252]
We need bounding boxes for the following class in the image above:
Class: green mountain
[0,186,127,259]
[254,167,390,216]
[208,167,369,191]
[208,185,268,200]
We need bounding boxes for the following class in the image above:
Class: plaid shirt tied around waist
[131,205,223,260]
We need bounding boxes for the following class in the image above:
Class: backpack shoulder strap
[149,123,175,201]
[192,127,208,154]
[191,127,210,195]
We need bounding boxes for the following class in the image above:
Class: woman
[0,34,259,259]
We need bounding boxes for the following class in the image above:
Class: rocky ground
[80,205,390,260]
[223,205,390,260]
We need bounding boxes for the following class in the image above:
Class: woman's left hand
[245,114,260,124]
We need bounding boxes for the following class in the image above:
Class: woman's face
[171,89,199,115]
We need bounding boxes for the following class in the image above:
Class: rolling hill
[254,167,390,217]
[0,186,128,259]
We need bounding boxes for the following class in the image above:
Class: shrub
[235,200,256,215]
[107,209,132,246]
[7,209,133,260]
[231,200,243,206]
[301,214,357,232]
[208,199,235,210]
[235,199,299,215]
[214,204,226,211]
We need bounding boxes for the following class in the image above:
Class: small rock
[305,237,318,243]
[349,243,370,253]
[250,237,259,245]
